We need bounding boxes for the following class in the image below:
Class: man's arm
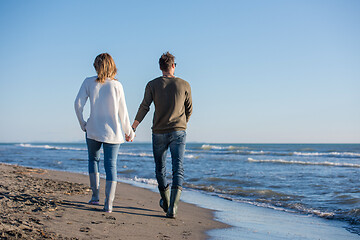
[132,82,153,131]
[131,120,140,132]
[184,83,193,122]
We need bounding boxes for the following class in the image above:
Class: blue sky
[0,0,359,143]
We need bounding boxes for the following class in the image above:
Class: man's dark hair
[159,52,175,72]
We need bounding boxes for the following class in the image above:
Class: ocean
[0,143,359,237]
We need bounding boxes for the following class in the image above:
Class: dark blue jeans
[86,137,120,181]
[152,130,186,190]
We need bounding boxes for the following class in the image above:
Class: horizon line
[1,141,359,145]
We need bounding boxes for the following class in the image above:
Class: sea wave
[294,151,360,157]
[247,158,360,168]
[211,192,356,225]
[18,144,198,159]
[119,152,198,159]
[240,150,271,155]
[290,203,336,218]
[199,144,360,158]
[185,154,200,159]
[201,144,249,150]
[189,186,358,226]
[18,143,86,151]
[184,183,297,201]
[236,150,360,158]
[118,152,153,158]
[118,169,136,174]
[131,176,158,185]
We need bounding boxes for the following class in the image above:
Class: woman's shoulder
[110,79,123,87]
[108,79,125,93]
[84,76,98,84]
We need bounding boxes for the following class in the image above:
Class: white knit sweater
[74,76,135,144]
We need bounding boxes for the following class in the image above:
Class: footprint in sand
[91,221,103,224]
[79,227,90,232]
[105,216,116,220]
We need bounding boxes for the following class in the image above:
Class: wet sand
[0,163,227,239]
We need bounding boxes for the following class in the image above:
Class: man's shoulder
[176,77,188,83]
[149,76,163,83]
[149,76,187,82]
[175,77,191,88]
[146,77,163,88]
[147,76,190,89]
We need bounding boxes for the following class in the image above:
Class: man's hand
[132,120,140,132]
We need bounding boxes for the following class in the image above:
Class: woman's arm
[74,79,88,132]
[118,84,135,142]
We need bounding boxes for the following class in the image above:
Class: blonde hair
[93,53,117,83]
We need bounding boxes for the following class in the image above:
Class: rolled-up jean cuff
[158,184,170,192]
[171,185,183,190]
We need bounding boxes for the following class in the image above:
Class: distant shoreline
[1,142,360,144]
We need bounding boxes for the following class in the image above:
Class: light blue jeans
[152,130,186,190]
[86,137,120,181]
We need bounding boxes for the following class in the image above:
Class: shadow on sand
[60,199,166,218]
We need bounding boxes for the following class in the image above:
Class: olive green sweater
[135,76,192,134]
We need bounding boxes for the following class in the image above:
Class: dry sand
[0,163,228,240]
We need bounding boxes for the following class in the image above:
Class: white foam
[118,152,153,157]
[201,144,248,151]
[200,145,360,158]
[247,158,360,168]
[248,150,267,155]
[18,143,85,151]
[294,151,360,157]
[131,176,158,185]
[118,152,198,159]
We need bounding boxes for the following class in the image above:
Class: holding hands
[125,133,134,142]
[125,124,137,142]
[126,120,139,142]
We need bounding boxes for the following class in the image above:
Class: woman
[74,53,135,213]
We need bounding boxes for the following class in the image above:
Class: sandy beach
[0,163,227,239]
[1,158,359,240]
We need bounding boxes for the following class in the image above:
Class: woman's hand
[125,134,134,142]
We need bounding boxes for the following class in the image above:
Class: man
[131,52,192,218]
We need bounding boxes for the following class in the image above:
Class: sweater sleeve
[118,84,135,141]
[74,79,88,132]
[185,83,193,123]
[134,82,153,123]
